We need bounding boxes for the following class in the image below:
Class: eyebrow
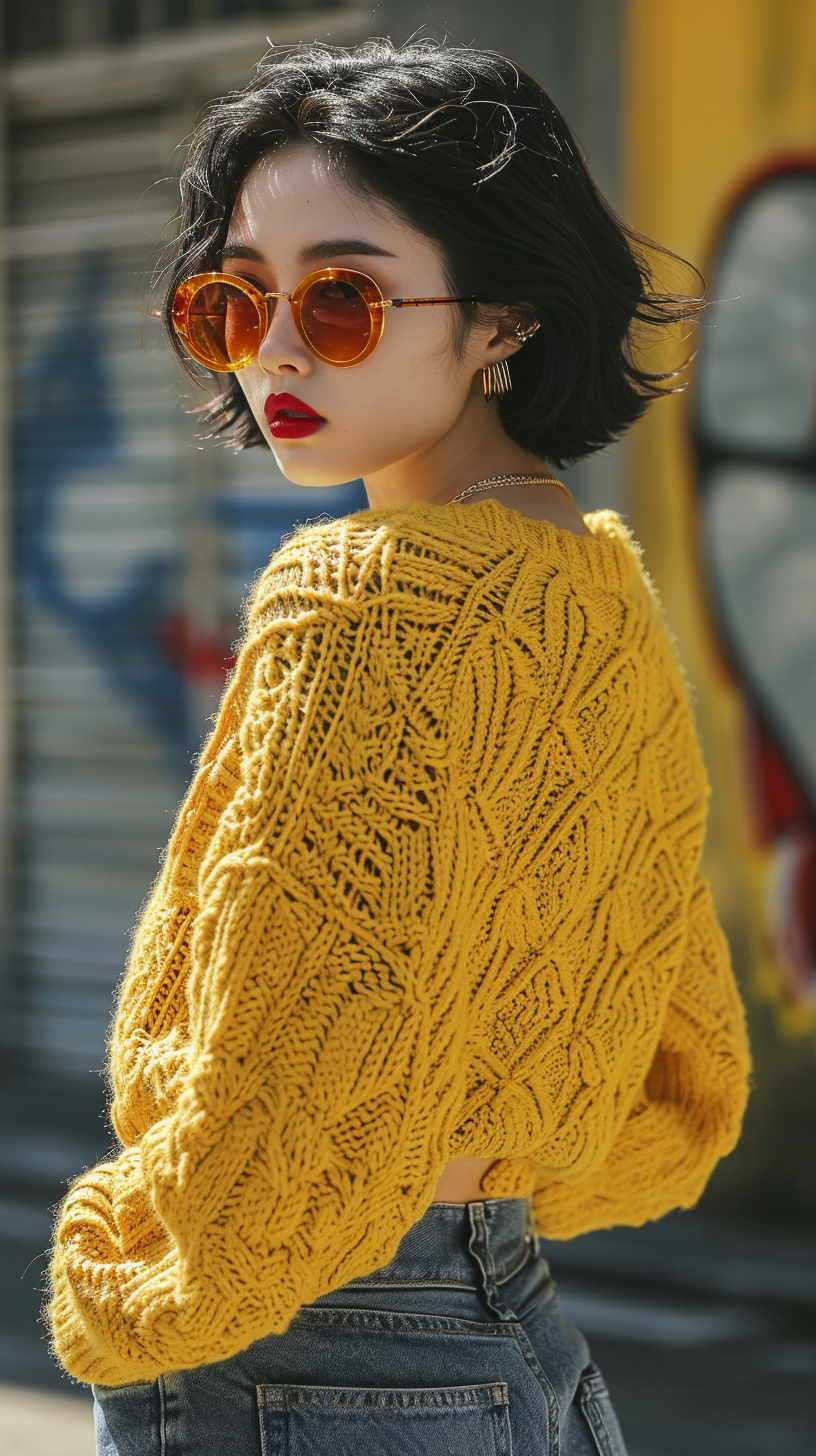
[298,238,397,263]
[220,239,396,265]
[220,244,264,263]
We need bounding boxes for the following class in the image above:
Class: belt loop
[525,1195,542,1259]
[467,1202,517,1322]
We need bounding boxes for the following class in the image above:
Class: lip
[264,391,326,439]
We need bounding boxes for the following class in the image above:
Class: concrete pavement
[0,1385,93,1456]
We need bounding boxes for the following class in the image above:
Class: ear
[471,304,541,369]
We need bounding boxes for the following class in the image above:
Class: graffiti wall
[694,160,816,1020]
[627,0,816,1047]
[624,0,816,1224]
[4,61,366,1073]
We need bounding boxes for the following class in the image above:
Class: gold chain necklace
[450,472,574,506]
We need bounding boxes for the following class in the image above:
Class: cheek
[224,316,475,484]
[331,320,475,481]
[353,314,469,423]
[233,368,273,440]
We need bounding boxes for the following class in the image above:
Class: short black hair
[161,37,703,466]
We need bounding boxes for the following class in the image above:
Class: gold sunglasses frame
[171,267,479,371]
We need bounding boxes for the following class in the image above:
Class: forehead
[229,147,363,231]
[225,145,436,263]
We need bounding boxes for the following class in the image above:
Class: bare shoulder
[463,483,594,537]
[513,498,594,537]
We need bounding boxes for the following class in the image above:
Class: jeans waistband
[343,1198,537,1300]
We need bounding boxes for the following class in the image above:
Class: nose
[256,295,313,377]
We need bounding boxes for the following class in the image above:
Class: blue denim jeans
[93,1198,628,1455]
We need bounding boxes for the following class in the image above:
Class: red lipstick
[264,392,326,439]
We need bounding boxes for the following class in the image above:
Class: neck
[362,381,549,510]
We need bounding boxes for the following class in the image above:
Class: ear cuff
[482,319,540,401]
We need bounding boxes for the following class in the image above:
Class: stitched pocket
[578,1364,629,1456]
[257,1380,512,1456]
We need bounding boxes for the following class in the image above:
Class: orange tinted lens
[185,281,262,369]
[300,277,373,362]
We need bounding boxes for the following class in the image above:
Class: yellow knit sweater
[48,499,750,1385]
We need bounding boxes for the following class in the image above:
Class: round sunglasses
[171,267,478,371]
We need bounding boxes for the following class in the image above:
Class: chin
[269,445,363,489]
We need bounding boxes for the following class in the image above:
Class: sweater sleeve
[105,690,245,1145]
[48,585,469,1386]
[530,875,751,1240]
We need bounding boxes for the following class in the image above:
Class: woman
[48,38,751,1456]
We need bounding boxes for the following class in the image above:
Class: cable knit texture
[48,499,750,1385]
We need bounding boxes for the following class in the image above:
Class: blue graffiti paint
[13,253,195,772]
[13,253,368,776]
[212,484,367,585]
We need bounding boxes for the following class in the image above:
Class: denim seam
[467,1203,560,1448]
[467,1202,517,1322]
[292,1305,522,1336]
[157,1373,168,1456]
[259,1381,510,1410]
[341,1277,480,1290]
[507,1321,561,1453]
[505,1399,515,1456]
[579,1371,621,1456]
[259,1381,514,1455]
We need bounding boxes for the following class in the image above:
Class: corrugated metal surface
[3,17,367,1075]
[8,101,199,1074]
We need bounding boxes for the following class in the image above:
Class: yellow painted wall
[625,0,816,1026]
[625,0,816,1219]
[628,0,816,255]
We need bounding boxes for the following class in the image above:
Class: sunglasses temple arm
[381,296,478,308]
